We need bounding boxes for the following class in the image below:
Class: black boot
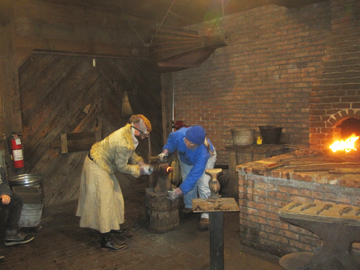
[110,228,129,236]
[4,229,34,246]
[100,233,127,251]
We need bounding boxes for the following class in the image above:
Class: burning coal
[329,133,359,153]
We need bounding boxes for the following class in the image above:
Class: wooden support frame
[51,131,102,154]
[160,73,173,145]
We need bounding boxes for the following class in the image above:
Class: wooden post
[160,73,173,145]
[60,134,68,154]
[0,5,23,176]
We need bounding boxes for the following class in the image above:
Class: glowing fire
[329,133,359,153]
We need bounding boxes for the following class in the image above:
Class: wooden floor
[0,178,283,270]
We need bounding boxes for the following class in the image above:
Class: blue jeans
[179,150,217,219]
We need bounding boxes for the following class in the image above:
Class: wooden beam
[31,50,149,60]
[15,36,149,60]
[60,134,68,154]
[0,0,14,27]
[160,73,173,145]
[54,131,102,154]
[95,131,101,142]
[157,62,200,68]
[0,21,23,177]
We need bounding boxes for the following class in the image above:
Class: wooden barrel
[145,188,180,233]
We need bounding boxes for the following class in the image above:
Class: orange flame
[166,167,173,173]
[329,133,359,153]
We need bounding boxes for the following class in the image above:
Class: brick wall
[172,2,332,165]
[309,0,360,150]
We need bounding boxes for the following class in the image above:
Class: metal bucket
[9,174,44,227]
[230,128,254,145]
[9,173,43,187]
[17,204,43,227]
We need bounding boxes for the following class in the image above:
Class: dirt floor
[0,175,284,270]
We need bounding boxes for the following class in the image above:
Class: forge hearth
[242,148,360,189]
[241,148,360,177]
[236,149,360,259]
[326,149,360,163]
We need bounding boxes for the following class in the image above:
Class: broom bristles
[121,91,133,117]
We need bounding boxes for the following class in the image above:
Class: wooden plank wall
[19,54,162,206]
[13,0,150,67]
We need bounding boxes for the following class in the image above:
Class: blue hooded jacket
[163,127,214,194]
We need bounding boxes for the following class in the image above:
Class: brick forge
[236,151,360,257]
[240,1,360,258]
[230,0,360,259]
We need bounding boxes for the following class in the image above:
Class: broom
[121,91,133,117]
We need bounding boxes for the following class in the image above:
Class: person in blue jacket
[158,125,216,231]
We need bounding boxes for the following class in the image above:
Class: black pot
[259,126,282,144]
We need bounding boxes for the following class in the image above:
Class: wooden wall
[0,0,164,206]
[0,0,153,139]
[19,55,162,204]
[19,55,162,206]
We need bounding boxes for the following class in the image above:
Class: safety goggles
[132,125,149,136]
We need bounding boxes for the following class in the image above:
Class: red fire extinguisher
[9,132,24,169]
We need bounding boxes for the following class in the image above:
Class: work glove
[157,152,168,162]
[166,188,183,201]
[140,164,153,176]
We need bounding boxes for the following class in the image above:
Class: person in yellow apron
[76,114,153,251]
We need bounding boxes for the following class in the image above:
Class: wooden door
[19,54,162,206]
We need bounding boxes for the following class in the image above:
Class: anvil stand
[192,168,240,270]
